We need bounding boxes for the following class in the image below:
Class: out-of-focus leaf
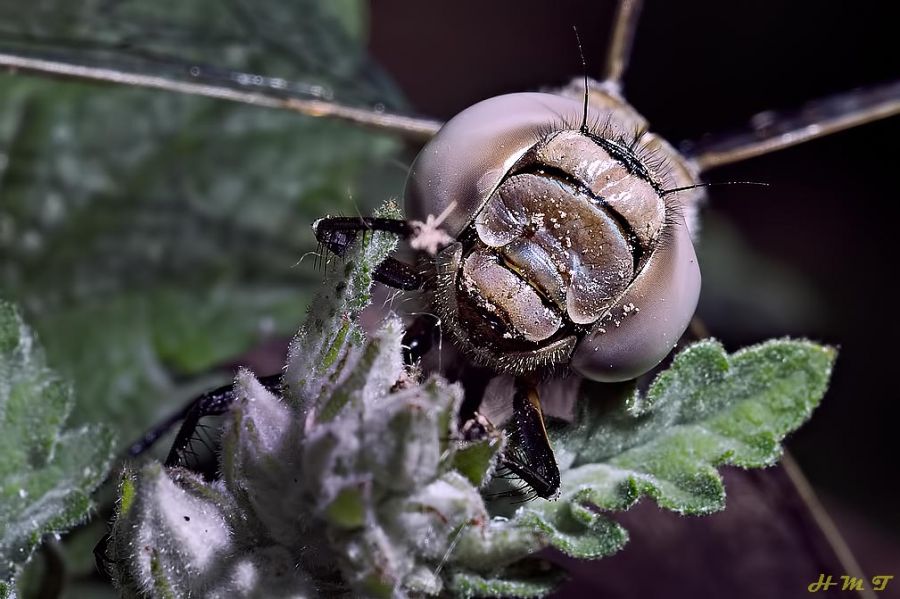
[516,339,834,559]
[0,0,402,108]
[0,300,115,596]
[0,0,410,448]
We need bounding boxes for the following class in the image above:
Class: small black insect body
[314,85,703,499]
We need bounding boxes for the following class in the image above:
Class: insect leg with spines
[498,377,560,500]
[126,373,283,466]
[313,216,422,290]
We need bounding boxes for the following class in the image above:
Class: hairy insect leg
[313,216,414,251]
[94,533,115,580]
[313,216,423,290]
[499,376,561,500]
[162,373,283,467]
[126,374,283,465]
[374,257,422,291]
[454,410,543,503]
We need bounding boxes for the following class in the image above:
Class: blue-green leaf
[518,339,835,559]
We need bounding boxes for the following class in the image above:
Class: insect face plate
[406,93,700,382]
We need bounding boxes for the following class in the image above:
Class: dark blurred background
[368,0,899,592]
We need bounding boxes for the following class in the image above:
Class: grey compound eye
[404,92,701,383]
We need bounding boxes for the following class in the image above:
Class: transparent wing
[685,80,900,171]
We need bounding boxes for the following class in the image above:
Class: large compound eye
[405,93,588,238]
[569,213,700,382]
[408,92,701,382]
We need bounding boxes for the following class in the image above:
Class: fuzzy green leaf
[0,300,115,594]
[448,564,567,599]
[285,201,402,413]
[518,339,835,559]
[108,234,550,597]
[452,435,506,489]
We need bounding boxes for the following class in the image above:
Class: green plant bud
[221,369,305,547]
[111,464,233,597]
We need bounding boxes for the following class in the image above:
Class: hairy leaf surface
[0,300,115,596]
[517,339,835,559]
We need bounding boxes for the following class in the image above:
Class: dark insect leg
[499,376,561,500]
[401,313,441,365]
[94,533,115,580]
[313,216,423,290]
[313,216,414,254]
[374,257,422,290]
[126,401,195,458]
[162,373,283,467]
[126,374,283,465]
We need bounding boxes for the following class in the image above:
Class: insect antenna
[573,26,590,135]
[660,181,770,196]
